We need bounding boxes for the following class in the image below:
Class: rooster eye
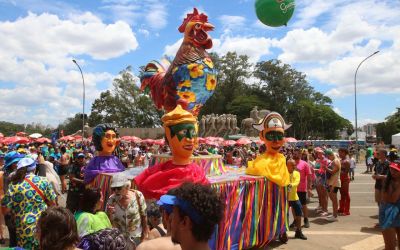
[195,23,201,29]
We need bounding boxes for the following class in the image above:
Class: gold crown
[162,105,197,127]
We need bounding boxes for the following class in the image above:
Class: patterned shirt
[107,190,146,239]
[1,173,57,249]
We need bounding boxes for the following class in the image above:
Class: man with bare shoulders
[59,146,71,193]
[137,192,181,250]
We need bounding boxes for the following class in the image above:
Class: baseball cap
[4,151,25,168]
[157,194,203,224]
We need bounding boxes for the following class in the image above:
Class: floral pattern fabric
[1,173,57,249]
[171,57,217,114]
[107,190,147,240]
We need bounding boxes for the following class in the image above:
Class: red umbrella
[154,139,165,146]
[253,139,264,145]
[235,137,252,145]
[59,135,75,141]
[16,132,27,137]
[120,136,132,141]
[142,139,154,144]
[285,137,297,143]
[3,136,30,144]
[223,140,236,147]
[206,140,219,146]
[198,137,206,143]
[36,138,51,143]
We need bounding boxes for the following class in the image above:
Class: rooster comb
[178,8,208,33]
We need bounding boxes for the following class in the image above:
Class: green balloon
[255,0,295,27]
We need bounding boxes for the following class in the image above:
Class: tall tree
[89,66,162,128]
[376,108,400,144]
[200,52,253,116]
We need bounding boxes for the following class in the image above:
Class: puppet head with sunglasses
[252,112,291,155]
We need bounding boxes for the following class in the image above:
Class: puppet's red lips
[183,145,193,150]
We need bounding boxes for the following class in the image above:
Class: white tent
[392,133,400,145]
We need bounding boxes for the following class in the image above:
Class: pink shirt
[296,160,312,192]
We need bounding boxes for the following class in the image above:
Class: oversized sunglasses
[264,131,284,141]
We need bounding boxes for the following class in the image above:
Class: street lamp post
[72,59,86,140]
[354,51,379,162]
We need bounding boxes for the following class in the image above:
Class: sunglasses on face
[264,131,284,141]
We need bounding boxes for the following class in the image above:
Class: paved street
[265,164,384,250]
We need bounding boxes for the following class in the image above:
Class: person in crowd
[373,148,390,226]
[106,174,148,248]
[314,148,329,216]
[66,153,86,214]
[75,188,112,239]
[2,151,25,247]
[157,182,223,250]
[287,159,307,240]
[137,189,181,250]
[1,157,57,249]
[39,156,61,205]
[0,153,6,244]
[292,149,312,228]
[59,146,71,193]
[325,150,341,221]
[36,206,80,250]
[349,153,356,181]
[365,145,374,173]
[146,202,167,240]
[338,148,351,216]
[379,161,400,250]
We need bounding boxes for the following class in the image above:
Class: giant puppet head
[162,105,198,165]
[92,123,120,156]
[179,8,214,49]
[252,112,291,155]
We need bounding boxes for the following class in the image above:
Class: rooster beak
[202,23,214,31]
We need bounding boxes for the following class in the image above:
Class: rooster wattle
[140,8,217,116]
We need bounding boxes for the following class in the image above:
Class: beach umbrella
[154,139,165,146]
[3,136,30,144]
[285,137,297,143]
[235,137,252,145]
[36,138,51,143]
[223,140,236,147]
[29,133,42,139]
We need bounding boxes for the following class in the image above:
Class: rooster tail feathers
[140,58,172,109]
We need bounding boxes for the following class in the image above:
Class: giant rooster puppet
[141,8,217,116]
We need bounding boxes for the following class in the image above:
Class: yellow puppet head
[252,112,291,155]
[162,105,198,165]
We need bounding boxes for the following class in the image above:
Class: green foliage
[58,113,87,136]
[201,54,352,139]
[0,121,53,137]
[376,108,400,144]
[88,66,162,128]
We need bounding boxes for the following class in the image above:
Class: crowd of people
[0,139,399,249]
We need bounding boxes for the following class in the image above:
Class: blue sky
[0,0,399,128]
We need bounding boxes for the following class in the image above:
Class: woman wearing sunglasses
[106,174,148,249]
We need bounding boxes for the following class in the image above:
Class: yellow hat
[162,105,197,127]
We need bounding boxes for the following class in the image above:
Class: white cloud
[102,0,168,30]
[218,15,246,31]
[274,0,400,97]
[138,28,150,37]
[164,35,273,63]
[0,12,136,125]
